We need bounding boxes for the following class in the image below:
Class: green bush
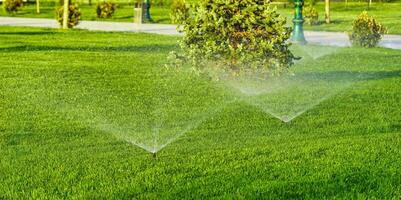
[303,5,319,26]
[3,0,23,14]
[96,1,117,18]
[170,0,189,24]
[349,11,387,48]
[56,4,81,28]
[172,0,295,76]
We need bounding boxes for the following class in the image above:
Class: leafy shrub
[96,1,117,18]
[303,5,319,26]
[56,4,81,28]
[3,0,23,14]
[170,0,188,24]
[172,0,295,77]
[349,11,387,48]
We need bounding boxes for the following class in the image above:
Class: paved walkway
[1,17,401,49]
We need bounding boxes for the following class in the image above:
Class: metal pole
[145,0,152,22]
[291,0,307,44]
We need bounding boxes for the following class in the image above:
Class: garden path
[1,17,401,49]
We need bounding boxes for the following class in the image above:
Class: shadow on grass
[0,32,56,35]
[152,18,171,24]
[297,70,401,82]
[0,44,179,52]
[317,19,345,26]
[112,16,134,20]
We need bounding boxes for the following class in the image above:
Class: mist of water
[204,44,362,122]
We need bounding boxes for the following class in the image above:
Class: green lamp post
[145,0,153,22]
[291,0,307,44]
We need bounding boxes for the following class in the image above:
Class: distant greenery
[1,2,401,34]
[170,0,188,24]
[349,11,387,48]
[0,1,172,23]
[96,1,117,18]
[303,5,319,25]
[56,4,82,28]
[2,0,23,14]
[277,2,401,34]
[1,26,401,198]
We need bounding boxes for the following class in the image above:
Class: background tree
[36,0,40,13]
[56,0,80,29]
[325,0,330,23]
[62,0,69,29]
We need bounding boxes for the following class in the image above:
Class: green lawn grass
[1,26,401,198]
[1,2,401,34]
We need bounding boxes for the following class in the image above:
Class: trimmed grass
[1,2,401,33]
[1,26,401,198]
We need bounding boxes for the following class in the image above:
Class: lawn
[1,2,401,34]
[1,26,401,198]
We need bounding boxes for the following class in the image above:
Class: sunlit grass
[0,26,400,198]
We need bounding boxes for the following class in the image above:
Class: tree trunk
[89,0,92,6]
[36,0,40,13]
[62,0,69,29]
[325,0,330,24]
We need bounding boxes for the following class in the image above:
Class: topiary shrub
[3,0,23,14]
[96,1,117,18]
[170,0,189,24]
[349,11,387,48]
[56,4,81,28]
[303,5,319,26]
[172,0,295,77]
